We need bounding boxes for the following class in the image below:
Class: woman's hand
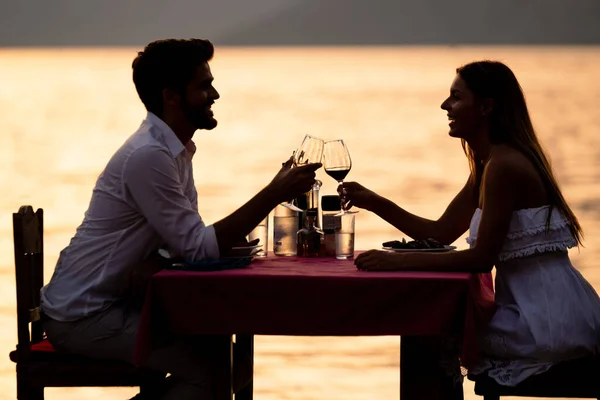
[340,182,378,211]
[355,250,408,271]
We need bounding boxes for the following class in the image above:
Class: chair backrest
[13,205,44,362]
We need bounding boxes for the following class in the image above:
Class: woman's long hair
[457,60,583,245]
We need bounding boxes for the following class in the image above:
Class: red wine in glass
[323,140,356,215]
[325,168,350,182]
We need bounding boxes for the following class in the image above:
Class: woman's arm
[345,178,477,245]
[355,156,518,272]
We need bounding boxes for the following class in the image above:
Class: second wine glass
[323,139,356,215]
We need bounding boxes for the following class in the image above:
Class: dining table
[134,253,495,400]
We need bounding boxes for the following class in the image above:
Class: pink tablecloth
[134,255,494,368]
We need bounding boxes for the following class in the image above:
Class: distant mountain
[0,0,290,46]
[1,0,599,46]
[217,0,600,45]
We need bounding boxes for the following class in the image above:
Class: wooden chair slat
[29,307,41,323]
[20,206,41,254]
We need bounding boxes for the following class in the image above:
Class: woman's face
[440,74,483,140]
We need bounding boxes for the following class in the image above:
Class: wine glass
[323,139,356,215]
[282,135,325,211]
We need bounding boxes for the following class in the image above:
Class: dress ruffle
[466,206,577,261]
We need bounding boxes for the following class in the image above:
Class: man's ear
[162,87,181,109]
[480,98,494,117]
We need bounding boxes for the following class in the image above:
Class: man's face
[180,62,220,130]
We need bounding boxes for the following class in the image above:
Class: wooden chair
[10,205,164,400]
[473,356,600,399]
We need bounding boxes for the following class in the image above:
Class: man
[40,38,320,399]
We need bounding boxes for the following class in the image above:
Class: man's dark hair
[132,38,215,116]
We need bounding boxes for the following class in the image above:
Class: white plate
[228,246,263,257]
[248,248,263,256]
[231,244,263,250]
[382,245,457,253]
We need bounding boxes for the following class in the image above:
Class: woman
[344,60,600,386]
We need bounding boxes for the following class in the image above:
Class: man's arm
[212,162,321,254]
[125,147,321,258]
[124,146,220,260]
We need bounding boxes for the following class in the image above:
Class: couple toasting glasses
[40,38,600,399]
[283,135,354,215]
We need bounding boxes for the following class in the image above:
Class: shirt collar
[145,112,196,159]
[185,140,197,157]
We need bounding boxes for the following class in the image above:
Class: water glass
[335,212,355,260]
[248,216,268,257]
[273,204,298,256]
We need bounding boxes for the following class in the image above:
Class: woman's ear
[480,98,494,117]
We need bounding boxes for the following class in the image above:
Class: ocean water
[1,46,599,399]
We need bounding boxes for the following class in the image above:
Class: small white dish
[382,245,457,253]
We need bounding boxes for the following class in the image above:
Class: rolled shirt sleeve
[123,145,220,260]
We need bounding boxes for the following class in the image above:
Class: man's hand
[213,159,320,256]
[240,238,260,247]
[340,182,378,211]
[269,160,322,203]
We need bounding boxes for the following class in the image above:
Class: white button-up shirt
[41,112,220,321]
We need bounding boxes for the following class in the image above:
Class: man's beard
[182,98,217,130]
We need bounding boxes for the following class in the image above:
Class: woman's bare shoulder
[485,145,548,207]
[488,146,536,173]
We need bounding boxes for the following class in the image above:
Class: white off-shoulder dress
[466,205,600,386]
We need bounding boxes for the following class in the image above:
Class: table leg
[400,335,464,400]
[214,334,233,400]
[235,334,254,400]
